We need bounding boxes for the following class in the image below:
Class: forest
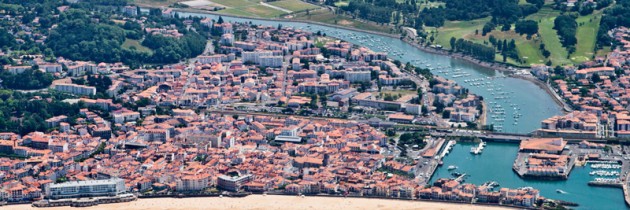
[0,90,83,135]
[0,68,54,90]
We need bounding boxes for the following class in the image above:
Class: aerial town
[1,0,630,209]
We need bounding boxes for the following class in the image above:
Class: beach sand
[4,195,508,210]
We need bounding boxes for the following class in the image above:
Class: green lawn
[424,17,491,49]
[515,36,545,64]
[572,12,601,63]
[122,39,153,54]
[292,8,394,34]
[526,7,572,66]
[211,0,254,8]
[212,0,288,18]
[422,6,604,66]
[269,0,319,12]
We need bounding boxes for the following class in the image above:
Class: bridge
[429,130,531,142]
[206,109,630,143]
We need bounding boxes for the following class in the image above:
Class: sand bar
[3,195,509,210]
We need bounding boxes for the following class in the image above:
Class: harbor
[430,141,627,210]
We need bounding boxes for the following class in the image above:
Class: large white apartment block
[39,64,63,73]
[45,178,126,200]
[54,83,97,96]
[344,71,371,83]
[242,51,274,64]
[259,56,283,67]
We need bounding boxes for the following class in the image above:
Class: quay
[589,180,622,188]
[31,194,137,208]
[624,168,630,207]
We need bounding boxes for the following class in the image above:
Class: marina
[175,11,564,134]
[431,142,626,210]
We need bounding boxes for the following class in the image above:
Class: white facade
[54,84,97,96]
[45,178,126,199]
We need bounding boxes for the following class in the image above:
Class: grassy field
[269,0,319,12]
[572,11,601,63]
[424,17,491,49]
[420,5,606,66]
[122,39,153,54]
[292,9,394,34]
[525,7,572,66]
[212,0,287,18]
[211,0,253,8]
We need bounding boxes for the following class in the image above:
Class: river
[168,10,621,209]
[174,11,562,134]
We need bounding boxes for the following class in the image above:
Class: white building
[176,174,210,191]
[242,51,273,64]
[54,84,97,96]
[45,178,126,200]
[259,56,283,67]
[344,71,371,83]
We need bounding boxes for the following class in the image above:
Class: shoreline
[3,195,511,210]
[510,74,572,113]
[142,5,567,113]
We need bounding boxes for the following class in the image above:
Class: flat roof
[50,178,123,188]
[274,136,302,142]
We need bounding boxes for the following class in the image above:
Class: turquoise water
[175,11,563,134]
[430,142,627,209]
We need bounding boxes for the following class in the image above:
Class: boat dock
[470,140,485,155]
[454,173,467,182]
[623,166,630,207]
[588,177,622,188]
[438,140,456,159]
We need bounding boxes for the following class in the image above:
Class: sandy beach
[4,195,509,210]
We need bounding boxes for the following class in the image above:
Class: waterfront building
[519,138,566,155]
[45,178,126,200]
[217,174,252,192]
[176,173,210,191]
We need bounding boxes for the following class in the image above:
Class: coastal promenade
[4,195,509,210]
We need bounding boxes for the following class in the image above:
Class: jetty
[470,140,486,155]
[588,177,622,188]
[439,140,456,159]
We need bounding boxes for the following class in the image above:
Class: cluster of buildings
[538,111,601,138]
[532,27,630,139]
[429,76,481,123]
[0,5,551,208]
[513,138,573,179]
[535,26,630,139]
[418,178,541,207]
